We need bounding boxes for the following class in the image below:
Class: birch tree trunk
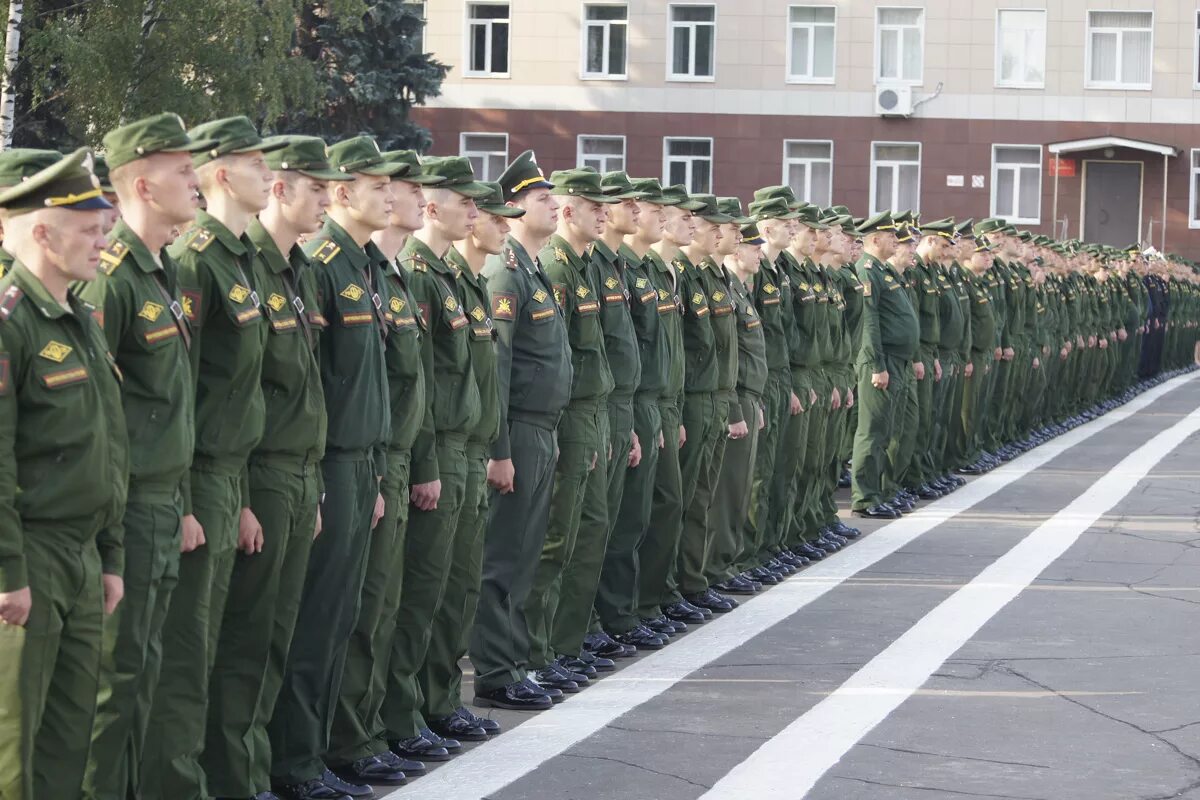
[0,1,23,149]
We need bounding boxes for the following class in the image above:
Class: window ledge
[786,76,837,85]
[994,81,1046,90]
[667,74,717,83]
[463,72,512,80]
[1083,81,1152,91]
[581,73,630,82]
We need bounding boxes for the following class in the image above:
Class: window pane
[1091,31,1118,81]
[880,29,898,78]
[786,141,831,160]
[810,161,831,205]
[879,8,920,25]
[491,23,509,72]
[669,139,711,157]
[470,3,508,19]
[1090,11,1151,29]
[875,166,894,213]
[1122,30,1152,84]
[790,27,811,75]
[1193,171,1200,222]
[470,24,486,71]
[674,5,714,22]
[786,162,808,198]
[691,159,711,193]
[1018,169,1039,219]
[996,168,1015,217]
[583,137,624,156]
[875,143,918,162]
[813,25,835,78]
[901,26,921,79]
[587,5,626,21]
[792,6,834,24]
[669,161,687,186]
[610,24,627,74]
[996,147,1039,165]
[585,25,605,73]
[694,25,715,75]
[898,164,919,211]
[672,26,691,74]
[1024,26,1046,83]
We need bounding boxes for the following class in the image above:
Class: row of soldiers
[0,112,1197,800]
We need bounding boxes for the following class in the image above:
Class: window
[405,1,427,53]
[578,136,626,173]
[991,145,1042,224]
[1194,11,1200,88]
[996,9,1046,88]
[870,142,920,214]
[668,5,716,81]
[460,133,508,181]
[876,7,923,84]
[466,3,509,77]
[787,6,836,83]
[1086,10,1153,89]
[782,140,833,206]
[582,4,628,78]
[1190,150,1200,228]
[663,138,713,194]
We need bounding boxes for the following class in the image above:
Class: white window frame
[580,2,629,80]
[666,3,717,83]
[406,0,428,54]
[463,1,511,79]
[869,141,921,215]
[662,137,714,194]
[990,144,1043,226]
[1084,9,1154,91]
[1189,149,1200,229]
[781,139,834,205]
[459,132,509,182]
[785,5,837,85]
[994,8,1047,89]
[577,135,627,173]
[874,6,924,86]
[1193,10,1200,90]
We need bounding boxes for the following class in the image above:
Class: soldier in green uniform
[202,136,348,798]
[268,136,397,799]
[0,150,63,280]
[885,215,924,509]
[959,230,999,472]
[380,156,487,759]
[421,182,516,741]
[141,116,275,800]
[850,212,918,519]
[78,113,209,800]
[907,218,949,498]
[0,149,126,800]
[326,148,438,786]
[528,169,616,687]
[471,151,573,711]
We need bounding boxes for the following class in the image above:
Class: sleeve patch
[181,289,201,323]
[417,303,430,325]
[491,291,516,321]
[0,285,23,320]
[0,354,9,395]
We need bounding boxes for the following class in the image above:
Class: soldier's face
[389,179,427,232]
[471,211,509,255]
[433,191,479,241]
[717,222,740,256]
[345,174,394,231]
[663,207,693,246]
[515,188,558,237]
[38,208,109,282]
[694,219,722,254]
[608,198,639,236]
[278,174,330,235]
[634,201,665,242]
[222,151,274,213]
[738,243,761,274]
[138,151,201,227]
[791,226,817,256]
[762,219,790,249]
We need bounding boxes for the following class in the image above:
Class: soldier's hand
[964,362,975,378]
[871,370,889,390]
[1003,347,1015,361]
[995,347,1003,359]
[1032,357,1041,369]
[314,507,323,540]
[410,481,440,512]
[372,492,387,528]
[181,514,206,553]
[1099,338,1108,350]
[934,359,943,381]
[590,451,599,471]
[629,432,642,468]
[809,388,818,406]
[913,361,926,381]
[487,459,516,494]
[679,425,687,448]
[1118,328,1128,341]
[758,406,766,430]
[728,420,749,440]
[1060,347,1069,360]
[0,587,32,626]
[237,508,264,555]
[789,391,802,415]
[830,387,841,410]
[657,430,665,450]
[102,574,124,615]
[846,388,855,408]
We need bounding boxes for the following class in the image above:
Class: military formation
[1,114,1198,800]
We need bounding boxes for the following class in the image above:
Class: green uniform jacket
[245,220,327,467]
[698,257,740,422]
[379,256,427,454]
[481,236,572,461]
[643,249,685,407]
[911,256,942,362]
[729,271,767,397]
[856,254,919,370]
[674,251,718,395]
[540,235,615,403]
[620,245,670,398]
[779,251,823,371]
[77,220,194,500]
[816,264,847,372]
[833,263,865,352]
[401,237,482,484]
[0,247,11,278]
[935,262,966,357]
[303,219,390,475]
[171,211,267,512]
[965,270,997,357]
[447,247,500,448]
[949,264,974,359]
[590,239,642,399]
[751,255,791,376]
[0,264,128,589]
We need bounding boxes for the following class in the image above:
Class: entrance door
[1082,161,1142,247]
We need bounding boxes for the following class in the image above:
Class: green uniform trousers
[0,622,22,800]
[420,446,488,721]
[744,372,790,569]
[962,355,996,461]
[268,455,376,785]
[599,395,661,633]
[383,438,469,740]
[677,392,729,596]
[637,401,682,619]
[911,359,938,485]
[526,402,603,669]
[204,460,319,797]
[817,370,853,528]
[86,498,180,800]
[471,415,558,695]
[770,371,811,551]
[932,355,962,473]
[887,366,919,498]
[793,375,831,545]
[328,450,410,764]
[707,392,760,584]
[14,535,103,800]
[851,355,907,510]
[141,467,241,800]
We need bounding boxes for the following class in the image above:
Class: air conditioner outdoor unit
[875,84,913,116]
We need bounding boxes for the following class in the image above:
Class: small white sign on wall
[946,175,964,187]
[972,175,986,189]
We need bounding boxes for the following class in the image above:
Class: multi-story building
[414,1,1200,254]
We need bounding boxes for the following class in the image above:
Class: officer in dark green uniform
[960,229,998,470]
[0,148,125,800]
[78,113,210,800]
[140,116,275,800]
[268,136,397,799]
[323,148,437,787]
[472,151,573,711]
[0,150,64,280]
[422,182,516,741]
[383,156,487,759]
[201,136,347,798]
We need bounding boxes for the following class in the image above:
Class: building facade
[414,1,1200,254]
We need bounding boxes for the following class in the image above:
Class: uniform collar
[8,260,85,320]
[108,220,166,274]
[590,238,619,268]
[400,235,456,278]
[547,234,589,274]
[504,236,538,275]
[320,217,369,269]
[246,219,293,276]
[447,245,484,290]
[194,209,251,258]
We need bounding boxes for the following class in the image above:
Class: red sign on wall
[1048,156,1077,177]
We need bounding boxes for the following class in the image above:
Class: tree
[0,1,23,147]
[277,2,448,151]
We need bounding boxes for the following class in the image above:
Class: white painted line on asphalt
[699,387,1200,800]
[390,373,1196,800]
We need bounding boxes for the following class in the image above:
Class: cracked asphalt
[383,378,1200,800]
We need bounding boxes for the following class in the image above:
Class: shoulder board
[313,240,341,264]
[186,227,216,253]
[100,240,129,275]
[504,248,518,271]
[0,285,24,321]
[405,255,429,273]
[554,247,569,264]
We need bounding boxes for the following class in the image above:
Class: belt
[509,409,561,431]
